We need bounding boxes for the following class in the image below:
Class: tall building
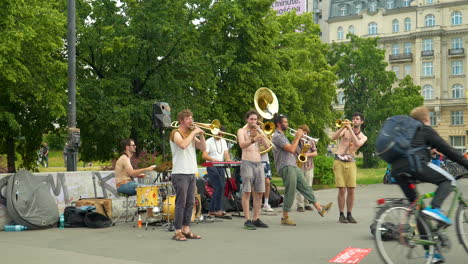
[326,0,468,152]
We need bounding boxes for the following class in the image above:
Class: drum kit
[134,182,202,230]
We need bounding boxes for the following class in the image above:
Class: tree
[328,35,423,167]
[0,0,67,172]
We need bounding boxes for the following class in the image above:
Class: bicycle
[374,172,468,264]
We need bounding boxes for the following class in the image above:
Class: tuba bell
[254,87,279,120]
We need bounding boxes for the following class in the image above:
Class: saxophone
[297,143,311,168]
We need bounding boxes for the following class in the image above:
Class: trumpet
[335,119,353,128]
[171,120,238,144]
[288,128,319,143]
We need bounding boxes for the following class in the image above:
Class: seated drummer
[115,138,158,223]
[202,126,232,219]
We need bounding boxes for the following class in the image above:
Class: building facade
[327,0,468,152]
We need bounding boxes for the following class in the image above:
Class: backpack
[268,183,283,208]
[63,206,87,228]
[1,170,59,229]
[376,115,425,172]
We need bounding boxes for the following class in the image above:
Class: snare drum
[135,185,160,207]
[162,194,201,222]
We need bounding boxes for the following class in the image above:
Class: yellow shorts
[333,160,357,188]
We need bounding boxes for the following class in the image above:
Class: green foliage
[313,155,335,185]
[328,35,423,168]
[44,133,67,151]
[0,0,67,171]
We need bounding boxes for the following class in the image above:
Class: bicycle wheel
[375,206,435,264]
[455,202,468,253]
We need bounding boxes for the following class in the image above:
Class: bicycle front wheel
[374,206,434,264]
[456,202,468,253]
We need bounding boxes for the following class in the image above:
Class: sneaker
[297,207,305,212]
[425,252,444,263]
[318,202,333,217]
[281,217,296,226]
[304,205,314,211]
[262,204,274,212]
[347,215,357,223]
[422,208,452,225]
[339,215,348,223]
[244,220,257,230]
[253,218,269,228]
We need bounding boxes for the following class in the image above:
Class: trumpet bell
[335,119,353,128]
[254,87,279,120]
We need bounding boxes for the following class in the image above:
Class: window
[452,11,462,25]
[423,39,433,51]
[387,0,394,9]
[337,27,344,40]
[392,66,400,78]
[368,23,378,35]
[404,43,412,54]
[340,5,347,16]
[348,25,355,35]
[450,136,465,152]
[452,61,463,75]
[356,3,362,13]
[429,112,437,126]
[422,62,433,76]
[337,91,345,105]
[404,65,412,76]
[423,85,433,99]
[452,38,463,49]
[403,0,411,7]
[452,84,464,98]
[451,111,464,125]
[392,44,400,55]
[425,14,435,27]
[369,1,377,12]
[404,18,411,31]
[426,0,434,4]
[392,19,399,33]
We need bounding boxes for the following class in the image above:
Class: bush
[44,133,67,150]
[313,155,335,185]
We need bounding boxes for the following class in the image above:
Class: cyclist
[391,106,468,225]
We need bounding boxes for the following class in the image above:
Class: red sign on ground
[328,247,372,263]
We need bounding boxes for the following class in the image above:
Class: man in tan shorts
[237,110,270,230]
[331,113,367,224]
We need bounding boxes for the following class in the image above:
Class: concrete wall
[0,168,208,227]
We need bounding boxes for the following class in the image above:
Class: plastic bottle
[59,213,65,229]
[4,225,28,232]
[138,215,142,228]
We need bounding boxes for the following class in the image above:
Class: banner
[272,0,306,15]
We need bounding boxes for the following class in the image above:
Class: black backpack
[1,170,58,229]
[64,206,112,228]
[376,115,425,172]
[268,183,283,208]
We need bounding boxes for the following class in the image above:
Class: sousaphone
[254,88,279,154]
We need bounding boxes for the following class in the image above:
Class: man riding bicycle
[391,106,468,226]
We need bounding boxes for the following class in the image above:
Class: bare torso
[238,127,262,162]
[115,155,132,186]
[335,129,366,156]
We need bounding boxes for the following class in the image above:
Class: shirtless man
[237,110,270,230]
[331,113,367,224]
[115,138,157,222]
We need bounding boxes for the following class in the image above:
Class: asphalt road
[1,181,467,264]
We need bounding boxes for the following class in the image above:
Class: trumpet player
[295,125,318,212]
[331,113,367,224]
[272,114,333,226]
[237,110,270,230]
[169,109,206,241]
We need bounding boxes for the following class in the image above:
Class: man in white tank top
[169,109,206,241]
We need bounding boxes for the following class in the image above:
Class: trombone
[170,120,238,144]
[335,119,353,128]
[288,128,319,143]
[258,121,275,154]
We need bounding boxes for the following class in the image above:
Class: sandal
[182,231,202,239]
[172,232,187,242]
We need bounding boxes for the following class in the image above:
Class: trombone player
[237,110,270,230]
[295,125,318,212]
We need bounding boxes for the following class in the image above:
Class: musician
[272,114,332,226]
[331,113,367,224]
[169,109,206,241]
[202,126,232,219]
[237,110,270,230]
[258,118,274,212]
[295,125,318,212]
[115,138,158,223]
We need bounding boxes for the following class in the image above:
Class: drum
[162,194,201,222]
[135,185,160,207]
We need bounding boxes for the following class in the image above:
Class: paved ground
[1,181,467,264]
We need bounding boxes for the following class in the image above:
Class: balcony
[449,48,465,58]
[389,53,413,63]
[421,50,434,57]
